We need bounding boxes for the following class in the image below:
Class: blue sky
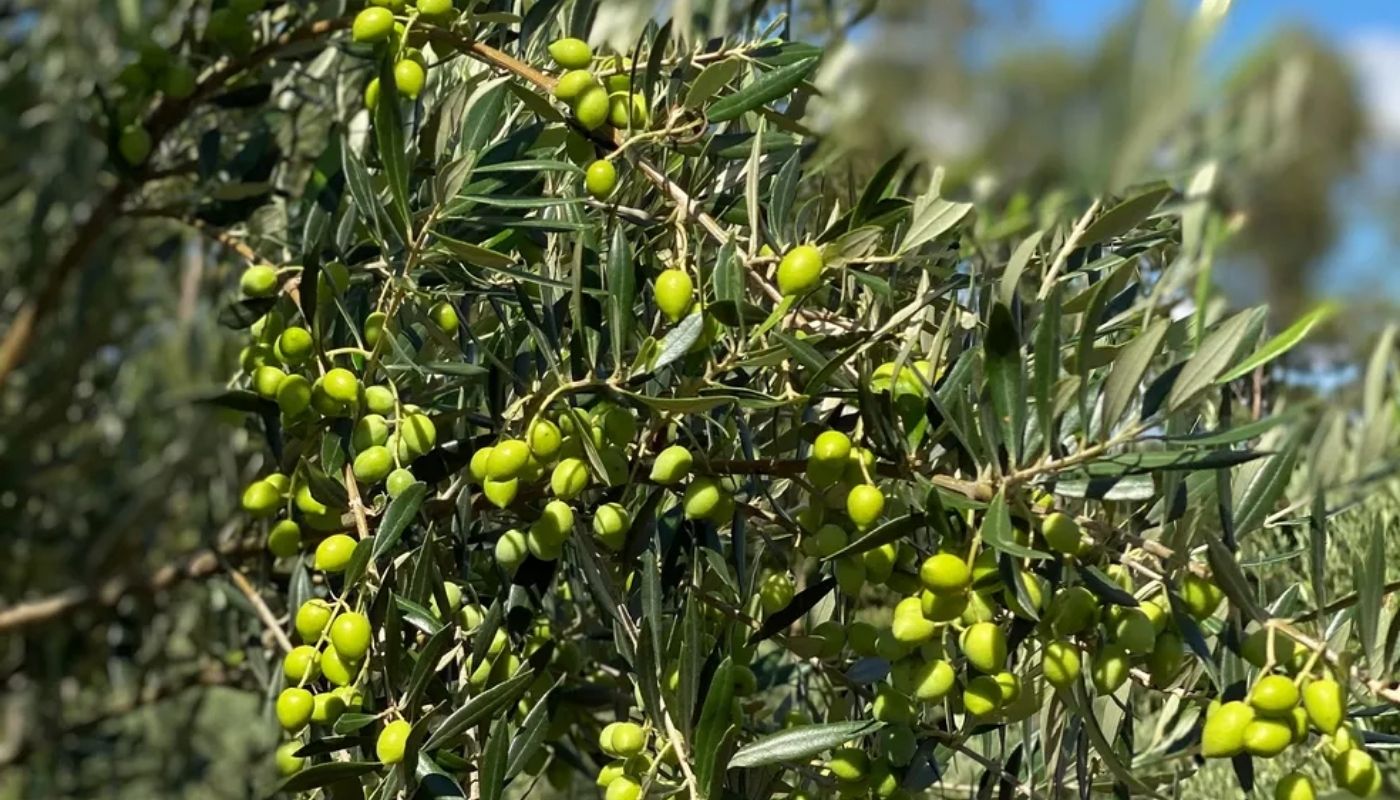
[1034,0,1400,299]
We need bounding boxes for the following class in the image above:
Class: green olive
[376,719,412,764]
[846,484,885,530]
[585,159,618,199]
[267,519,302,557]
[118,125,153,165]
[548,38,593,70]
[314,533,357,573]
[920,552,971,594]
[1042,639,1081,689]
[550,457,591,500]
[240,264,279,297]
[777,244,823,295]
[649,444,693,484]
[330,612,372,661]
[283,645,321,682]
[653,269,694,323]
[278,327,313,364]
[495,528,529,572]
[276,688,314,732]
[352,445,393,484]
[757,572,795,614]
[1302,678,1345,734]
[294,599,334,643]
[1201,700,1254,758]
[351,7,395,43]
[554,69,597,102]
[573,85,610,130]
[961,622,1007,673]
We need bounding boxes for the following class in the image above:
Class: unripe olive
[252,365,285,399]
[1242,718,1293,758]
[428,300,458,333]
[920,553,971,594]
[483,478,519,508]
[963,674,1004,716]
[811,524,848,558]
[875,628,913,662]
[276,374,313,417]
[585,159,618,199]
[1043,640,1081,689]
[1241,627,1296,668]
[487,439,531,480]
[921,589,968,622]
[523,418,561,461]
[861,543,897,584]
[310,691,347,725]
[961,622,1007,673]
[846,484,885,530]
[283,645,321,682]
[275,740,305,776]
[1147,630,1185,686]
[573,85,610,130]
[758,572,795,614]
[834,555,866,596]
[592,503,631,551]
[118,124,153,165]
[276,688,315,732]
[277,326,313,365]
[607,721,646,757]
[682,477,725,521]
[872,685,914,724]
[993,671,1022,704]
[242,480,280,517]
[352,7,395,43]
[1091,644,1130,694]
[1331,749,1381,797]
[1040,512,1082,555]
[550,458,590,500]
[295,484,330,516]
[844,447,876,485]
[159,63,197,99]
[548,38,593,70]
[846,621,878,657]
[330,612,372,661]
[654,269,694,323]
[322,368,360,404]
[777,244,823,295]
[469,447,494,483]
[314,533,357,573]
[826,748,870,782]
[1250,674,1300,717]
[811,430,852,464]
[1048,586,1098,635]
[650,444,693,484]
[376,719,411,764]
[1111,608,1156,656]
[241,264,279,297]
[553,69,597,102]
[811,620,846,659]
[1302,678,1345,734]
[604,776,642,800]
[294,599,334,644]
[1274,773,1316,800]
[912,658,956,702]
[607,91,649,128]
[890,597,935,644]
[806,456,845,488]
[417,0,453,19]
[1139,599,1170,634]
[398,413,437,458]
[1181,572,1224,619]
[1201,700,1255,758]
[481,531,523,575]
[352,445,393,484]
[263,518,302,557]
[352,414,389,452]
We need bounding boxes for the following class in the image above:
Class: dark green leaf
[423,669,536,751]
[981,490,1050,560]
[1079,186,1172,247]
[729,721,883,768]
[984,303,1025,466]
[372,482,427,560]
[1100,318,1169,439]
[273,761,380,793]
[707,58,818,122]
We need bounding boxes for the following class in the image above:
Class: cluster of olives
[351,0,458,105]
[1201,669,1377,797]
[593,721,653,800]
[548,38,649,133]
[236,260,442,558]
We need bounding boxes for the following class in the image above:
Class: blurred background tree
[0,0,1395,798]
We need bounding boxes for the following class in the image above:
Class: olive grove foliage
[1,0,1399,799]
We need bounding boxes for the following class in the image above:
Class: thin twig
[1037,199,1101,301]
[226,567,294,653]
